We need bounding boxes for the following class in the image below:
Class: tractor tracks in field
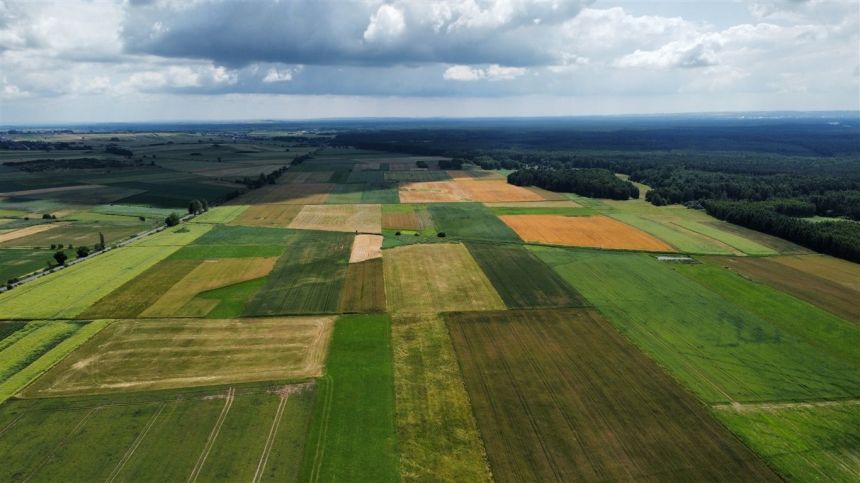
[187,387,235,483]
[105,402,166,483]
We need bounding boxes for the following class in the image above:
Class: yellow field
[349,234,383,263]
[399,181,469,203]
[456,180,546,202]
[288,204,382,233]
[141,257,277,317]
[23,316,334,396]
[0,223,64,243]
[501,214,675,252]
[384,243,505,313]
[230,203,302,227]
[231,183,333,204]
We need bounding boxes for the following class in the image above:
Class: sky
[0,0,857,124]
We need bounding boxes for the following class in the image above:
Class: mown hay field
[445,309,777,482]
[230,203,302,227]
[141,257,277,317]
[0,243,202,319]
[289,204,382,234]
[502,214,674,251]
[244,230,353,315]
[24,317,333,396]
[455,179,546,202]
[715,402,860,481]
[349,234,382,263]
[392,314,490,482]
[338,259,386,313]
[427,203,519,242]
[466,242,586,309]
[533,247,860,403]
[0,382,316,482]
[299,315,399,482]
[398,181,469,203]
[383,243,504,314]
[706,255,860,322]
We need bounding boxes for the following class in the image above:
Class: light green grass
[198,277,268,318]
[716,404,860,481]
[300,314,399,482]
[532,247,860,403]
[0,321,80,383]
[133,222,212,246]
[609,213,737,255]
[189,205,249,224]
[672,219,777,255]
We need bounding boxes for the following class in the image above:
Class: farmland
[0,126,857,482]
[446,309,777,481]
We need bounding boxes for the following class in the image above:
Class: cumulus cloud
[363,4,406,43]
[615,36,722,69]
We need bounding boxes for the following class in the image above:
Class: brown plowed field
[455,180,546,202]
[230,204,302,227]
[500,214,674,252]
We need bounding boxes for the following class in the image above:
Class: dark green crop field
[446,308,777,482]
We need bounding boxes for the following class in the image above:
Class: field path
[252,394,289,483]
[187,387,235,483]
[713,398,860,413]
[105,403,166,483]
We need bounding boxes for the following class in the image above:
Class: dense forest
[508,168,638,200]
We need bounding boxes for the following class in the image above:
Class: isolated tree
[188,199,203,215]
[53,250,68,266]
[76,246,90,258]
[201,199,209,211]
[165,213,180,227]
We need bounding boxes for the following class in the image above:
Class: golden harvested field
[23,316,334,396]
[141,257,277,317]
[384,243,505,313]
[399,181,469,203]
[230,203,302,227]
[484,200,582,208]
[501,214,675,252]
[456,179,547,202]
[232,183,333,204]
[349,234,383,263]
[288,204,382,233]
[0,223,64,243]
[382,212,421,230]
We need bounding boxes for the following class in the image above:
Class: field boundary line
[187,387,235,483]
[0,413,24,438]
[252,394,289,483]
[712,398,860,412]
[105,402,166,483]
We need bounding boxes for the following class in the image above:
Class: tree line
[508,168,639,200]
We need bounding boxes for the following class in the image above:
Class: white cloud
[263,67,294,83]
[444,64,527,81]
[363,4,406,43]
[615,35,722,69]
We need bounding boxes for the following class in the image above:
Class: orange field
[500,214,675,252]
[230,203,302,227]
[231,183,333,204]
[349,234,383,263]
[399,181,469,203]
[456,180,547,202]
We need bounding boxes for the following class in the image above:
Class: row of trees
[508,168,639,200]
[702,200,860,262]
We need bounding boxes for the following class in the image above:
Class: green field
[717,403,860,481]
[0,321,80,383]
[244,230,353,315]
[466,242,586,309]
[0,381,316,482]
[533,248,860,403]
[0,248,53,282]
[392,314,490,482]
[427,203,519,242]
[446,309,776,481]
[299,314,399,482]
